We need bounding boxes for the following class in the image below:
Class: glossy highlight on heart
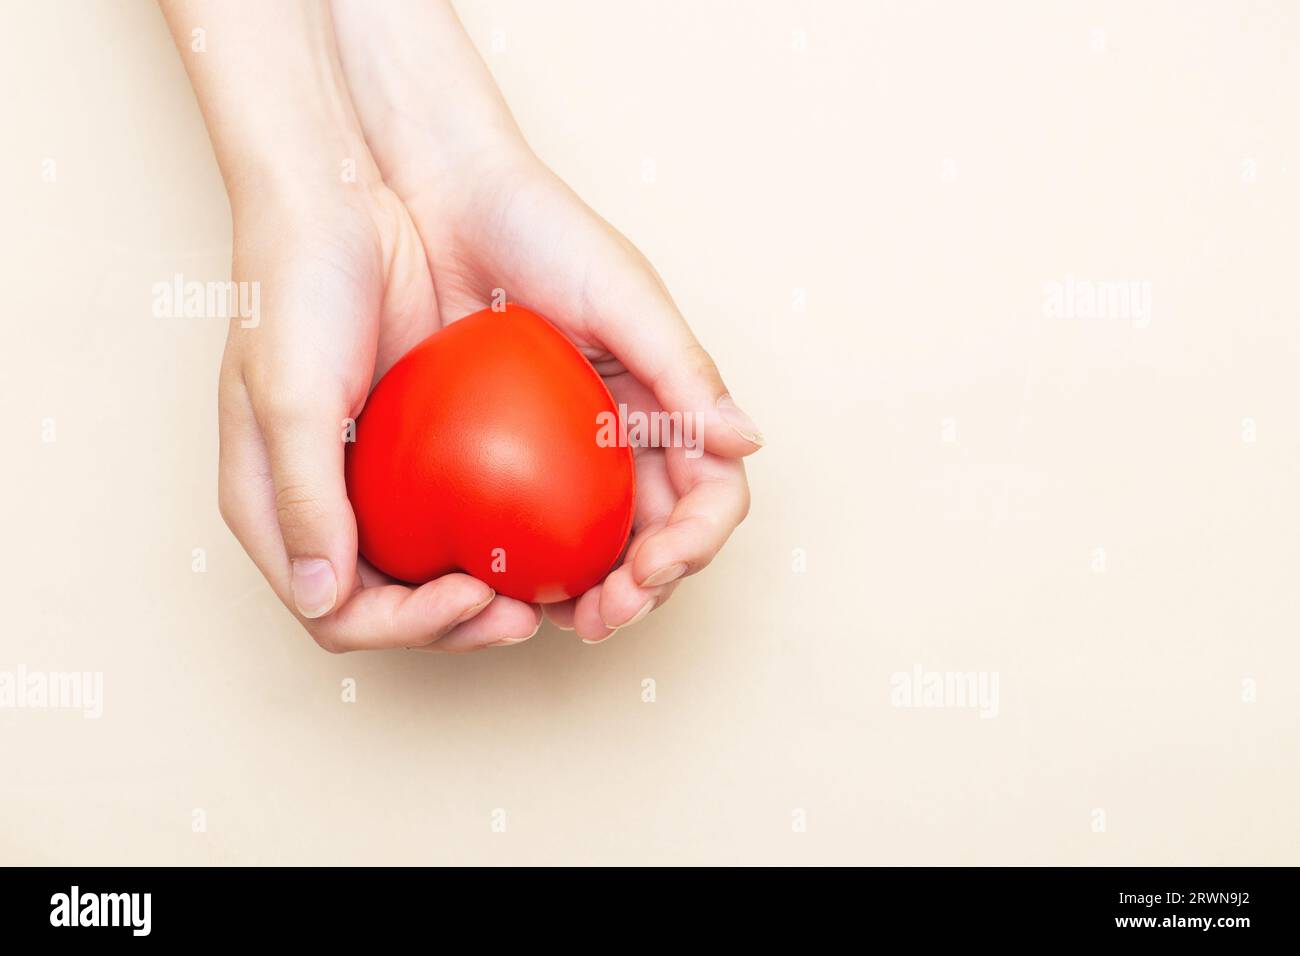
[344,303,636,603]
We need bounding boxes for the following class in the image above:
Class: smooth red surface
[344,304,636,603]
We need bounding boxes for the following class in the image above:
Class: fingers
[564,378,748,645]
[630,451,749,591]
[570,570,679,644]
[591,563,684,644]
[220,373,501,652]
[542,600,577,631]
[572,586,611,643]
[588,255,764,458]
[571,447,678,644]
[243,369,358,619]
[412,595,541,653]
[311,574,495,652]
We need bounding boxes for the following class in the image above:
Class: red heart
[345,304,636,603]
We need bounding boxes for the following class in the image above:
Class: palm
[401,161,706,626]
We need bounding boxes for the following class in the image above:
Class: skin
[161,0,762,652]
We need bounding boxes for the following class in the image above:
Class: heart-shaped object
[344,303,636,603]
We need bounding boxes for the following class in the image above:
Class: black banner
[0,866,1290,942]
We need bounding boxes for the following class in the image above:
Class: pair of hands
[169,1,761,653]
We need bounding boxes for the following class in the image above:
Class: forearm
[329,0,529,189]
[159,0,381,210]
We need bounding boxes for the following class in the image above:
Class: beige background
[2,0,1297,865]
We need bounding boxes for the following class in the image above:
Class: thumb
[247,384,359,619]
[591,267,763,458]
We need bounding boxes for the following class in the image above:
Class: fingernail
[291,558,337,619]
[543,611,575,632]
[641,562,687,588]
[455,590,496,625]
[717,394,764,446]
[622,598,657,628]
[489,619,541,647]
[600,597,656,633]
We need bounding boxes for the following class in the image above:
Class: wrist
[161,0,384,212]
[331,0,532,186]
[221,125,383,217]
[205,61,384,212]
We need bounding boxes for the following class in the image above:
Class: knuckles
[680,342,724,391]
[273,482,331,534]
